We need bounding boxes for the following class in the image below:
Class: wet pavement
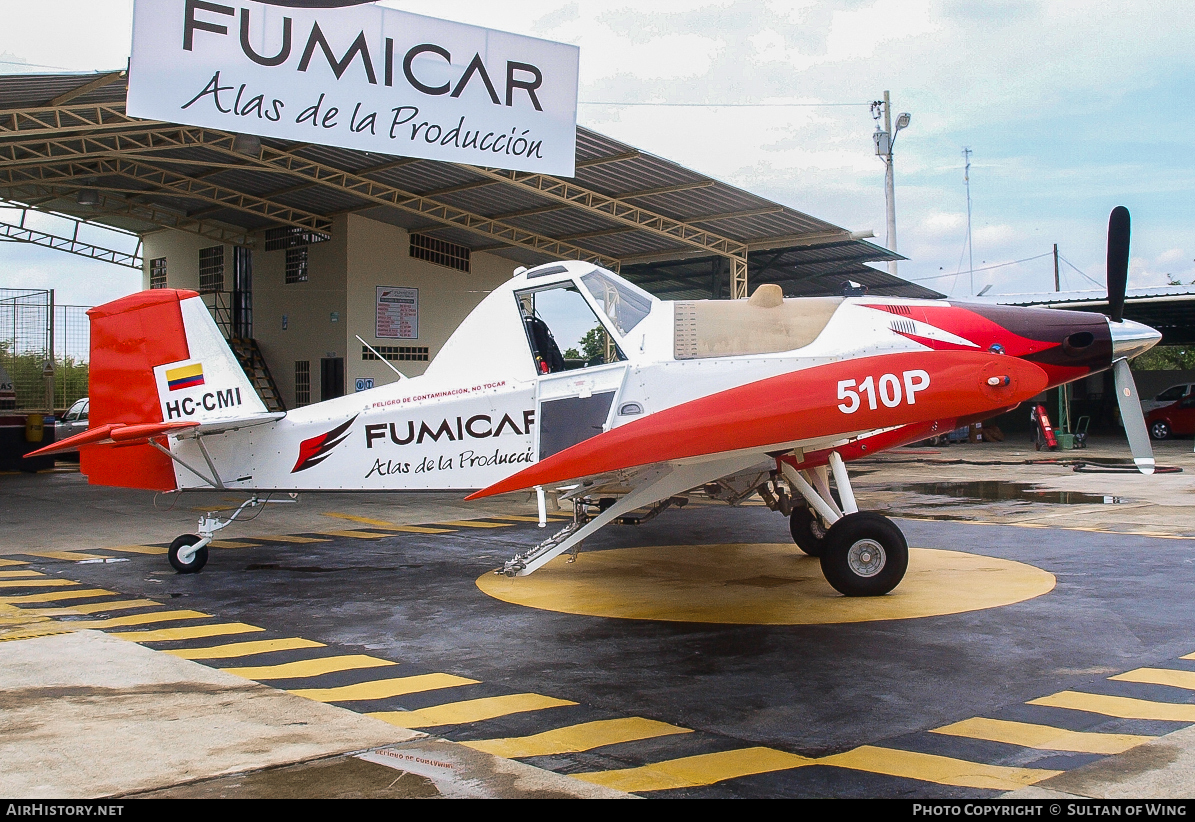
[3,435,1195,798]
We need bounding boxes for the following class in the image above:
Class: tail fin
[83,289,265,491]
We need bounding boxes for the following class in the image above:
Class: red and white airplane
[31,207,1161,596]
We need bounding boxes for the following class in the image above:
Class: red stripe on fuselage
[468,350,1048,499]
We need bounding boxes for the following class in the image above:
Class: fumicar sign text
[128,0,580,174]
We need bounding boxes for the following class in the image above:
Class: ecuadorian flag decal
[166,363,205,391]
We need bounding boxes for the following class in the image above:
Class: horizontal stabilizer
[26,421,199,458]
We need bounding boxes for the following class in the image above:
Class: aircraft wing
[469,350,1048,501]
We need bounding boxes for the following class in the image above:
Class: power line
[911,252,1055,282]
[1057,254,1105,289]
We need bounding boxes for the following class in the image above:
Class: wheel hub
[847,539,886,577]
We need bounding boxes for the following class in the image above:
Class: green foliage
[1131,346,1195,371]
[579,326,609,362]
[0,339,88,410]
[562,347,580,359]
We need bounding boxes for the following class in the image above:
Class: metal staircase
[229,337,286,413]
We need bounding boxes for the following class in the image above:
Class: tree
[1131,346,1195,371]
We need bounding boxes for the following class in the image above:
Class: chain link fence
[0,288,90,412]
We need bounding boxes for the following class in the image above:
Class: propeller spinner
[1104,206,1162,474]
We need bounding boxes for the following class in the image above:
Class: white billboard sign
[128,0,580,175]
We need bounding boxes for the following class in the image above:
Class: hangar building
[0,70,939,412]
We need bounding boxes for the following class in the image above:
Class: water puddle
[887,481,1126,505]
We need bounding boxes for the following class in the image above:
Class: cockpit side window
[516,283,627,375]
[580,269,653,336]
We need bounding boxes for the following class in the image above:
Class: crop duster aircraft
[32,207,1161,596]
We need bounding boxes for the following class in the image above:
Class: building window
[198,246,225,293]
[362,345,429,362]
[149,257,167,289]
[265,226,330,251]
[294,361,310,407]
[410,233,470,273]
[285,246,308,283]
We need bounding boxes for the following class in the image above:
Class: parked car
[1142,383,1195,414]
[1146,393,1195,440]
[56,397,88,447]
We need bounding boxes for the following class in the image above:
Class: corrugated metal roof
[0,71,937,298]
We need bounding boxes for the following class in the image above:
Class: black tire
[1151,420,1171,441]
[789,507,829,557]
[820,512,908,597]
[169,534,208,574]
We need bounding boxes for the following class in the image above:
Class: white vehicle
[33,210,1162,598]
[1142,383,1195,414]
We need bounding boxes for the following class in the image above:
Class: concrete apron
[0,631,630,799]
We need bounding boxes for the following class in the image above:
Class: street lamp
[871,91,911,276]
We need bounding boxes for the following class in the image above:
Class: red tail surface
[82,289,196,491]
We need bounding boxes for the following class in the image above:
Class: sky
[0,0,1192,306]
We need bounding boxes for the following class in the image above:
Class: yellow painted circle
[476,545,1055,625]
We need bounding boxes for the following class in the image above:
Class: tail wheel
[820,512,908,597]
[789,507,828,557]
[169,534,208,574]
[1150,420,1171,440]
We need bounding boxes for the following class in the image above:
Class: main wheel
[820,512,908,597]
[1151,420,1171,440]
[789,506,829,557]
[169,534,208,574]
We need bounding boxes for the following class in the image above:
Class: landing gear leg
[780,452,909,596]
[167,495,295,574]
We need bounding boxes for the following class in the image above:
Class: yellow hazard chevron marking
[0,559,28,567]
[51,600,161,615]
[112,623,265,642]
[0,570,42,578]
[1029,691,1195,722]
[0,579,78,588]
[573,747,813,792]
[319,530,392,540]
[323,513,453,534]
[1111,668,1195,691]
[289,673,477,702]
[573,744,1061,793]
[223,654,396,681]
[372,693,576,729]
[255,535,329,544]
[102,545,168,555]
[164,637,325,660]
[18,551,109,561]
[931,717,1152,755]
[435,520,509,529]
[464,717,692,758]
[207,540,261,549]
[0,589,114,604]
[62,610,209,630]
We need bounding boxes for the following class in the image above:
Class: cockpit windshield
[580,269,654,336]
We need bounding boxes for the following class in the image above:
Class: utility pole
[872,91,910,276]
[963,147,974,295]
[1053,243,1060,292]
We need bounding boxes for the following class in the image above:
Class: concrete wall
[253,216,349,406]
[343,214,514,389]
[141,230,213,291]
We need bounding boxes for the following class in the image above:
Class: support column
[730,256,748,300]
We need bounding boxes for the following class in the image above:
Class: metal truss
[0,183,251,246]
[0,102,799,293]
[464,166,751,297]
[0,202,142,269]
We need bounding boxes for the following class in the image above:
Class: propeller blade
[1113,358,1154,474]
[1107,206,1130,323]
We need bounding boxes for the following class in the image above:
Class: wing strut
[501,453,764,577]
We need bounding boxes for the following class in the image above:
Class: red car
[1146,393,1195,439]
